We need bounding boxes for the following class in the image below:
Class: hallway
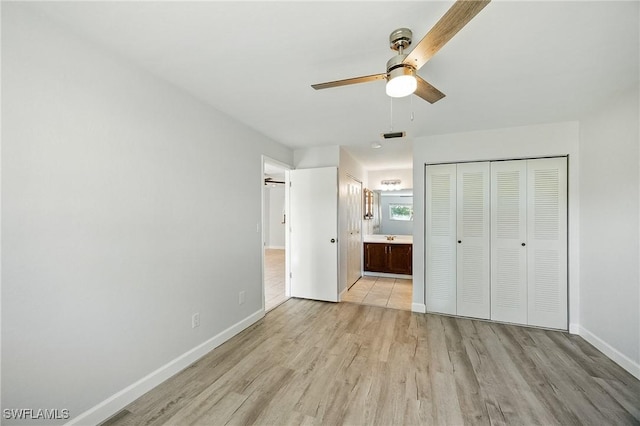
[264,248,287,311]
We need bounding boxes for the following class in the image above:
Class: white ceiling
[29,1,639,170]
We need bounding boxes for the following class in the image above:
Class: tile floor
[342,275,412,311]
[264,248,287,311]
[266,248,413,312]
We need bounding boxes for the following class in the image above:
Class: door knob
[330,238,336,243]
[522,243,526,246]
[458,240,462,244]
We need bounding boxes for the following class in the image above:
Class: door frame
[261,156,292,312]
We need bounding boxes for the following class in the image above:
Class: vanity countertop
[363,235,413,244]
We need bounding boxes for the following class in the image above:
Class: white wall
[1,4,292,424]
[293,145,340,169]
[412,122,580,326]
[265,186,286,249]
[368,168,413,191]
[579,85,639,377]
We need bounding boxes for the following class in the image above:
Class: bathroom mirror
[374,189,413,236]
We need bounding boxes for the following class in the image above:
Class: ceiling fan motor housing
[386,54,416,80]
[389,28,412,52]
[386,52,417,97]
[387,28,416,82]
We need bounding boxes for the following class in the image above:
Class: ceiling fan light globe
[386,75,417,97]
[385,61,417,98]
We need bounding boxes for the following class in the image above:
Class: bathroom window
[389,204,413,221]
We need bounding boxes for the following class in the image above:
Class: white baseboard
[411,303,426,313]
[363,271,412,280]
[339,287,347,301]
[67,309,265,425]
[569,323,580,335]
[578,325,640,380]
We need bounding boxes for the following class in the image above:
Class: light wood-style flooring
[264,248,287,311]
[103,299,640,426]
[342,276,412,311]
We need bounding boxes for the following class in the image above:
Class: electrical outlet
[191,313,200,328]
[239,291,245,305]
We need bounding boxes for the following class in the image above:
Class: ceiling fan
[311,0,490,104]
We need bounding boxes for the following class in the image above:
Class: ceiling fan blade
[311,73,386,90]
[404,0,490,71]
[414,76,446,104]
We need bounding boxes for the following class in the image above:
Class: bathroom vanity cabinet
[364,242,412,275]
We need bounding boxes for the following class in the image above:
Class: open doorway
[262,158,290,311]
[341,184,414,312]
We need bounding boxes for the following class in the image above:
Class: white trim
[568,323,580,335]
[339,287,348,301]
[411,303,427,313]
[67,309,265,426]
[578,325,640,380]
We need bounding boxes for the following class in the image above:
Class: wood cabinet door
[364,243,387,272]
[388,244,412,275]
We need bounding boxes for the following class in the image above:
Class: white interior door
[426,164,457,315]
[491,160,528,324]
[456,162,490,319]
[346,177,362,288]
[527,157,567,329]
[290,167,338,302]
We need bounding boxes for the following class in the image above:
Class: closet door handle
[458,240,462,244]
[521,242,526,246]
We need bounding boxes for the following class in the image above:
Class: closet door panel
[456,162,490,319]
[426,164,457,315]
[491,160,528,325]
[527,157,568,329]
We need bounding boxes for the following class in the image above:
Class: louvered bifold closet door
[527,158,567,329]
[491,160,528,324]
[456,162,490,319]
[426,164,457,315]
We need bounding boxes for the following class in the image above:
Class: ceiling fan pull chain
[410,95,415,122]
